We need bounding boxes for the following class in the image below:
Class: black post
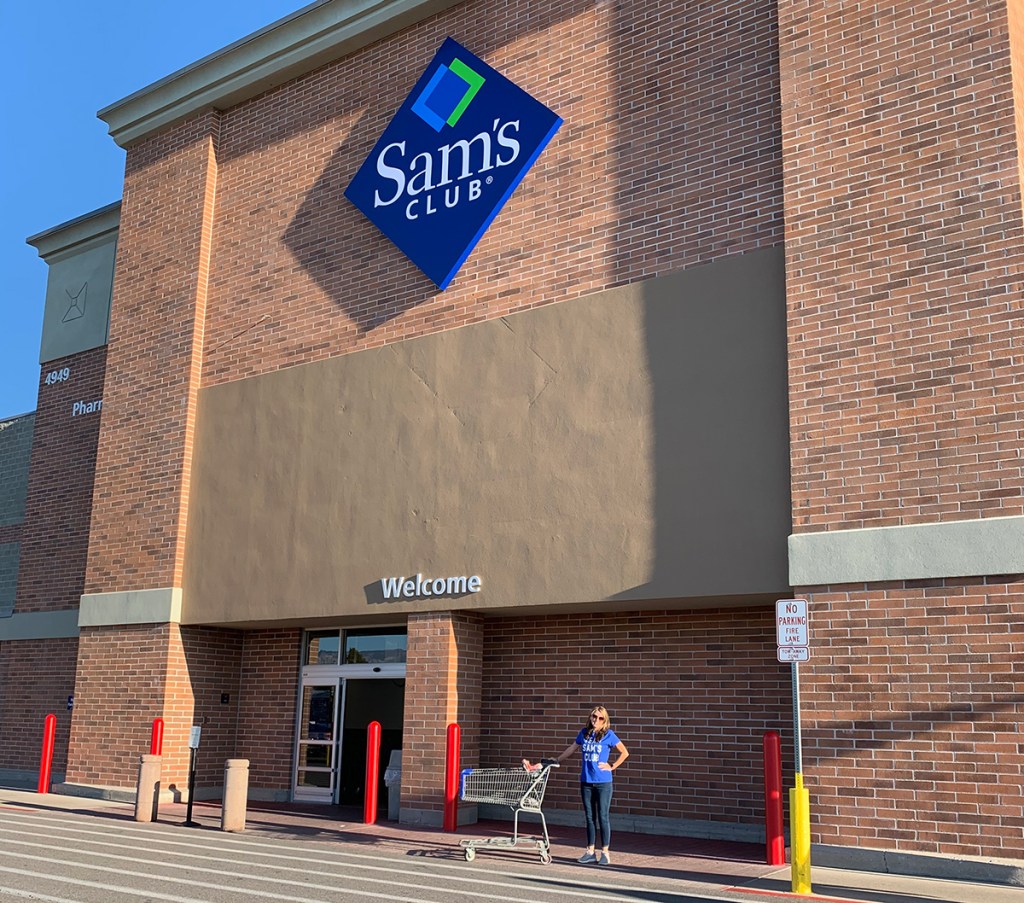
[185,746,198,826]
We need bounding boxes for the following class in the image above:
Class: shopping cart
[458,761,559,863]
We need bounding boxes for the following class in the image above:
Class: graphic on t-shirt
[576,729,619,782]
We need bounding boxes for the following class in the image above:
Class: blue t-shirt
[575,728,621,784]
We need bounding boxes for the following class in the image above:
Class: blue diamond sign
[345,37,563,290]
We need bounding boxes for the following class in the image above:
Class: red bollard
[443,722,461,832]
[763,730,785,865]
[150,717,164,756]
[364,721,381,825]
[37,713,57,794]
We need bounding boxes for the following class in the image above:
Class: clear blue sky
[1,1,308,419]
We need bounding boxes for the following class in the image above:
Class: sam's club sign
[345,37,562,290]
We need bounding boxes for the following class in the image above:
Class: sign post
[776,599,812,895]
[185,726,201,827]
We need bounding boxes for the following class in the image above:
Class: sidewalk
[2,785,1022,903]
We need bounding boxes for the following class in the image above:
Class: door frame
[292,662,406,803]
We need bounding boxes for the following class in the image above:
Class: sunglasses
[590,714,605,721]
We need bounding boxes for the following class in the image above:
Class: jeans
[580,781,613,849]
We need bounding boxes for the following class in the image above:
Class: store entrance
[337,678,404,806]
[294,675,405,805]
[293,627,407,806]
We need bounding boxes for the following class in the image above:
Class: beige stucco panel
[183,248,789,623]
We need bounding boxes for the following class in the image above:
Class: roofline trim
[97,0,463,148]
[26,202,122,261]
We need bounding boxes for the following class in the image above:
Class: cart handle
[522,758,560,772]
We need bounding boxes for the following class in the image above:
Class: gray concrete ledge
[1,768,64,789]
[26,203,121,262]
[52,783,140,803]
[479,803,764,844]
[0,609,80,640]
[789,515,1024,586]
[54,781,198,804]
[78,588,182,627]
[813,843,1024,888]
[247,787,292,803]
[99,0,464,147]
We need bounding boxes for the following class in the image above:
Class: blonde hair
[584,705,611,740]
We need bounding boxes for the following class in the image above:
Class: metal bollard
[37,714,57,794]
[221,759,250,832]
[134,754,162,822]
[763,731,785,865]
[443,723,461,832]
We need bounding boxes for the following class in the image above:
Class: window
[343,628,407,664]
[304,630,340,665]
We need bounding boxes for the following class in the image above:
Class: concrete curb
[812,843,1024,888]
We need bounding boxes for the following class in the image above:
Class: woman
[546,705,629,866]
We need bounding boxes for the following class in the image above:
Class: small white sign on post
[776,598,810,662]
[778,646,809,662]
[188,726,202,749]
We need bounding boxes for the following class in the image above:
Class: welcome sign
[345,38,562,290]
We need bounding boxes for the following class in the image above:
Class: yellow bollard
[790,772,812,894]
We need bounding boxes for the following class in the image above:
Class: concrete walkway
[3,786,1022,903]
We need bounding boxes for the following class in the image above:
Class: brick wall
[66,625,175,787]
[65,623,244,791]
[236,628,302,792]
[480,608,790,828]
[780,0,1024,531]
[0,637,78,775]
[803,582,1024,858]
[164,626,243,790]
[16,349,105,613]
[200,0,782,387]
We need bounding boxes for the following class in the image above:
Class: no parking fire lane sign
[776,598,810,662]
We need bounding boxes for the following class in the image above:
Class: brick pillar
[779,0,1024,532]
[65,112,222,789]
[65,624,242,793]
[400,611,483,825]
[779,0,1024,858]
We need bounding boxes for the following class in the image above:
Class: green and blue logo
[410,56,486,132]
[345,38,562,290]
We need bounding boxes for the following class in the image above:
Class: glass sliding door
[294,683,338,801]
[293,627,407,804]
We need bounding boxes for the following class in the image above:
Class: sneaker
[577,852,597,863]
[597,851,611,865]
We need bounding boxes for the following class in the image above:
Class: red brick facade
[780,0,1024,531]
[480,609,792,826]
[801,582,1024,857]
[16,347,105,613]
[234,629,302,792]
[0,637,78,777]
[402,612,483,819]
[778,0,1024,861]
[201,0,782,387]
[84,114,218,596]
[5,0,1023,875]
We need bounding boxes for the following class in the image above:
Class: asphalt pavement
[1,786,1021,903]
